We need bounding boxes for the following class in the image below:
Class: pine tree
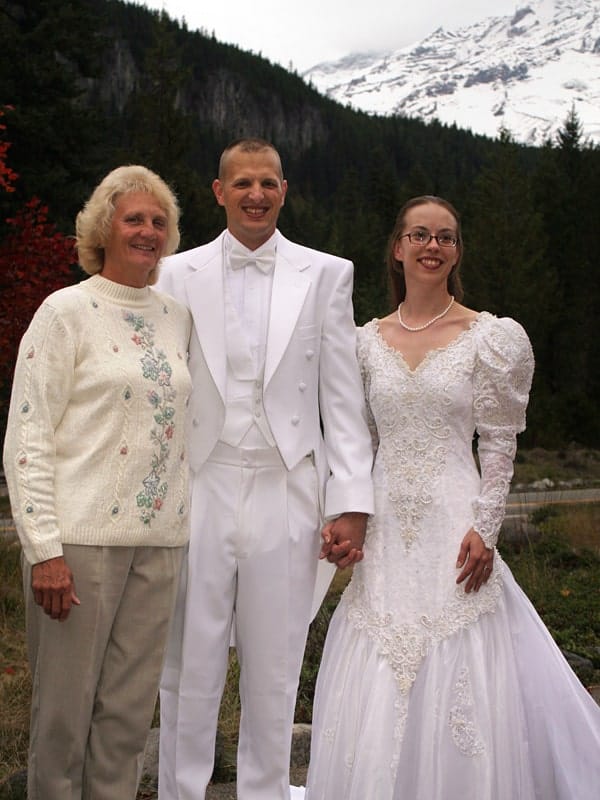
[0,0,106,230]
[533,106,600,443]
[463,128,556,443]
[0,109,76,436]
[115,10,222,249]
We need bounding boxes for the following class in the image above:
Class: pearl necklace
[397,296,454,332]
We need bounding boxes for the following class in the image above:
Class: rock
[562,650,594,672]
[561,650,595,686]
[530,478,555,490]
[142,727,160,783]
[290,723,311,767]
[587,685,600,706]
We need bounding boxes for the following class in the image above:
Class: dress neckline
[372,312,488,373]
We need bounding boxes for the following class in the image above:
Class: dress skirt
[304,315,600,799]
[305,564,600,800]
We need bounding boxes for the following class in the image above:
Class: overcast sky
[139,0,520,72]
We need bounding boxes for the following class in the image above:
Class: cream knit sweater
[3,274,193,564]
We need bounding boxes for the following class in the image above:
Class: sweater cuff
[21,537,64,566]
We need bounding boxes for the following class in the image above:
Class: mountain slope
[303,0,600,145]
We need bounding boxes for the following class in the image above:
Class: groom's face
[212,147,287,250]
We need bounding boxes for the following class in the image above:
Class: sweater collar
[85,274,153,306]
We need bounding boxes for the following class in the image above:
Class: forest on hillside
[1,0,600,446]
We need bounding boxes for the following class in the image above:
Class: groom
[156,138,374,800]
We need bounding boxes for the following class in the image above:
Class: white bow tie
[229,247,276,274]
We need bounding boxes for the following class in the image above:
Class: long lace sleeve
[357,324,379,454]
[472,316,534,548]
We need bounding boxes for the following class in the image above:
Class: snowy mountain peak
[303,0,600,146]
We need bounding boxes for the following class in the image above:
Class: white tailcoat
[157,230,374,517]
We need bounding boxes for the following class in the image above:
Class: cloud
[140,0,519,71]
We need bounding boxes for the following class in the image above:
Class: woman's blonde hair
[75,165,180,285]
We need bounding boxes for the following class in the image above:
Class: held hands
[320,512,368,570]
[456,527,494,593]
[31,556,80,621]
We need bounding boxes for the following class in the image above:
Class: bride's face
[394,202,460,287]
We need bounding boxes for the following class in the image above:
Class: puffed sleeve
[356,322,379,454]
[472,315,534,548]
[2,301,76,563]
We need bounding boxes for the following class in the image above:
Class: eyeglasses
[401,230,458,248]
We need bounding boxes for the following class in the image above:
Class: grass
[512,446,600,487]
[0,538,28,785]
[497,503,600,687]
[0,451,599,789]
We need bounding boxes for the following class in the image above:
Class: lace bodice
[343,312,534,692]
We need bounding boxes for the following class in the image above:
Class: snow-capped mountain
[303,0,600,146]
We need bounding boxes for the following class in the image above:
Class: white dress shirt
[224,231,277,373]
[221,231,278,449]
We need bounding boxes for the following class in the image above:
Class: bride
[303,196,600,799]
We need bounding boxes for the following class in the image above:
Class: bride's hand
[456,527,494,593]
[320,513,367,570]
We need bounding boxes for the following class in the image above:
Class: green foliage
[1,0,600,446]
[498,505,600,681]
[0,0,107,230]
[0,538,28,785]
[0,106,78,435]
[530,109,600,445]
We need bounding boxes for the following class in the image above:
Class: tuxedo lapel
[264,246,311,389]
[183,246,227,401]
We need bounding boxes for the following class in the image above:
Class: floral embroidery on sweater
[123,310,176,525]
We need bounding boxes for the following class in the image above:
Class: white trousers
[159,444,322,800]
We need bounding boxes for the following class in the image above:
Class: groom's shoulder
[280,234,352,271]
[162,232,224,272]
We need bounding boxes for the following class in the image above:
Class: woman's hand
[456,528,494,593]
[31,556,80,621]
[320,512,368,570]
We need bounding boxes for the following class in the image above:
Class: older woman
[3,165,192,800]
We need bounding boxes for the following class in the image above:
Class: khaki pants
[24,543,183,800]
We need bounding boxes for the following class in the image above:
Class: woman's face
[102,192,168,287]
[393,202,460,287]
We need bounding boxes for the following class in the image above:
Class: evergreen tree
[114,10,221,249]
[463,129,556,444]
[0,110,76,436]
[0,0,106,230]
[2,0,600,447]
[533,107,599,443]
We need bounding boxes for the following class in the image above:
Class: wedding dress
[304,313,600,800]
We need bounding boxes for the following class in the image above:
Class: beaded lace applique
[448,667,485,756]
[344,567,503,694]
[359,320,477,548]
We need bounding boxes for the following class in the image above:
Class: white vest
[219,285,276,448]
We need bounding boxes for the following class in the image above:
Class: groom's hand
[320,512,368,570]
